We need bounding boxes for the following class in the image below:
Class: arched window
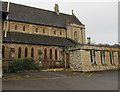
[44,48,47,60]
[31,48,34,58]
[55,49,57,60]
[25,47,28,57]
[18,47,21,58]
[50,49,52,60]
[23,26,25,31]
[15,25,17,30]
[74,31,77,41]
[2,45,5,59]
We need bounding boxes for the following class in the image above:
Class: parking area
[2,71,118,90]
[3,71,103,80]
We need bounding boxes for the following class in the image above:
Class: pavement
[2,70,119,90]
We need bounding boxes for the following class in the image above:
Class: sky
[1,0,119,45]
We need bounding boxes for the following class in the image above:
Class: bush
[9,59,23,72]
[9,58,38,72]
[32,64,39,70]
[22,58,34,70]
[3,68,10,73]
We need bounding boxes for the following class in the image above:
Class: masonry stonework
[3,21,67,38]
[66,45,119,72]
[2,2,120,72]
[2,43,64,68]
[67,23,86,44]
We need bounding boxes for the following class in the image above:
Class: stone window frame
[110,51,115,65]
[100,51,106,65]
[9,48,15,59]
[54,31,56,35]
[55,49,57,60]
[31,47,34,58]
[74,31,77,42]
[36,28,38,33]
[43,29,45,33]
[23,26,26,31]
[15,25,17,30]
[25,47,28,58]
[50,49,52,60]
[2,45,5,59]
[18,47,22,58]
[60,31,62,35]
[38,49,42,61]
[90,50,96,65]
[44,48,47,60]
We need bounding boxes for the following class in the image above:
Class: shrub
[8,58,40,72]
[32,64,39,70]
[22,58,35,70]
[3,68,10,73]
[9,59,23,72]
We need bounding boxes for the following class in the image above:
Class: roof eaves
[3,41,65,47]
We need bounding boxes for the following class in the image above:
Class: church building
[1,2,120,72]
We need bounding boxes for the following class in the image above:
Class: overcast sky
[1,0,118,44]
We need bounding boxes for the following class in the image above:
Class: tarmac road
[2,70,119,90]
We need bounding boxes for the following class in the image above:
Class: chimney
[54,4,59,15]
[87,37,91,44]
[72,10,74,16]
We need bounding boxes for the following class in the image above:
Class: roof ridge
[3,1,73,17]
[2,1,83,28]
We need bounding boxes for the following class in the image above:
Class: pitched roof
[2,2,83,28]
[3,32,78,47]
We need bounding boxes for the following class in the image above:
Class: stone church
[1,2,120,72]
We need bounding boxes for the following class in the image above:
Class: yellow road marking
[24,75,30,78]
[87,74,93,77]
[13,74,23,79]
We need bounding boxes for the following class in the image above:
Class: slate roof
[2,11,9,20]
[2,2,83,28]
[3,32,78,47]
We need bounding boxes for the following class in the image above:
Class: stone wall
[3,21,67,38]
[66,23,86,44]
[2,43,64,68]
[69,50,82,71]
[66,44,119,72]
